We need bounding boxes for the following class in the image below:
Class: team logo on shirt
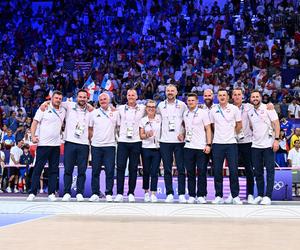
[226,109,230,113]
[260,110,264,114]
[109,112,113,117]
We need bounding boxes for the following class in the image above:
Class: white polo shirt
[89,107,118,147]
[288,103,300,118]
[9,146,23,166]
[157,99,187,143]
[139,115,161,149]
[248,103,279,148]
[210,103,241,144]
[34,105,66,146]
[288,148,300,167]
[183,108,211,150]
[63,102,90,145]
[117,104,145,143]
[237,103,253,144]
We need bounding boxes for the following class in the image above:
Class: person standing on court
[210,89,243,205]
[139,100,161,203]
[88,92,119,202]
[157,84,187,203]
[183,93,212,204]
[27,91,66,201]
[232,88,255,204]
[61,89,92,202]
[114,89,145,202]
[248,90,280,205]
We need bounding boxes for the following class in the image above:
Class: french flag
[83,75,97,100]
[156,67,162,80]
[136,60,145,70]
[101,74,114,91]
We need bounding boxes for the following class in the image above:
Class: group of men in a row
[26,84,280,205]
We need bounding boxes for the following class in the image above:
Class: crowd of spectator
[0,0,300,192]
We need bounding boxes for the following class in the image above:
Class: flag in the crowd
[46,89,54,100]
[75,61,92,72]
[191,67,198,76]
[156,67,162,80]
[136,60,145,70]
[101,74,114,91]
[83,75,97,101]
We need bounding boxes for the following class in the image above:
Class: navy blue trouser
[91,146,115,195]
[212,143,239,198]
[116,142,142,195]
[184,148,209,197]
[63,141,89,195]
[160,142,185,195]
[251,147,275,198]
[30,146,60,195]
[238,143,254,196]
[141,148,161,192]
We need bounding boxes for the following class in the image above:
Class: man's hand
[177,134,185,142]
[40,101,50,112]
[203,145,211,154]
[32,135,39,144]
[273,140,279,152]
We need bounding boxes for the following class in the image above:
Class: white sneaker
[165,194,174,203]
[212,196,224,204]
[26,194,36,201]
[187,197,196,204]
[196,196,207,204]
[151,194,158,203]
[144,193,150,202]
[14,188,19,193]
[247,194,255,204]
[48,194,57,202]
[253,196,263,205]
[0,189,3,193]
[106,195,113,202]
[128,194,135,202]
[260,196,271,205]
[89,194,100,202]
[6,187,12,193]
[114,194,123,202]
[179,194,187,203]
[39,189,44,194]
[62,193,71,202]
[76,193,85,202]
[232,196,243,205]
[225,194,233,204]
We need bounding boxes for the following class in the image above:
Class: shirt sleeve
[33,109,44,123]
[202,111,211,126]
[89,112,94,127]
[234,106,242,122]
[267,109,279,122]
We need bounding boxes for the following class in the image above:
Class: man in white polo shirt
[88,92,118,202]
[232,88,255,204]
[210,89,243,204]
[184,93,212,204]
[114,89,145,202]
[248,90,280,205]
[288,140,300,167]
[61,89,92,202]
[27,91,66,201]
[157,84,187,203]
[7,139,24,193]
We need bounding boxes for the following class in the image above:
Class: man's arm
[272,119,280,152]
[30,120,39,143]
[235,121,242,135]
[88,127,93,143]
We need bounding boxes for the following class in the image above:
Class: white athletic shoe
[26,194,36,201]
[247,194,255,204]
[89,194,100,202]
[187,197,196,204]
[62,193,71,202]
[232,196,243,205]
[165,194,174,203]
[144,193,150,202]
[212,196,225,204]
[48,193,57,202]
[253,196,263,205]
[178,195,187,203]
[114,194,123,202]
[6,187,12,193]
[128,194,135,202]
[106,195,113,202]
[76,193,85,202]
[14,188,19,193]
[196,196,207,204]
[151,194,158,203]
[225,194,233,204]
[260,196,271,205]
